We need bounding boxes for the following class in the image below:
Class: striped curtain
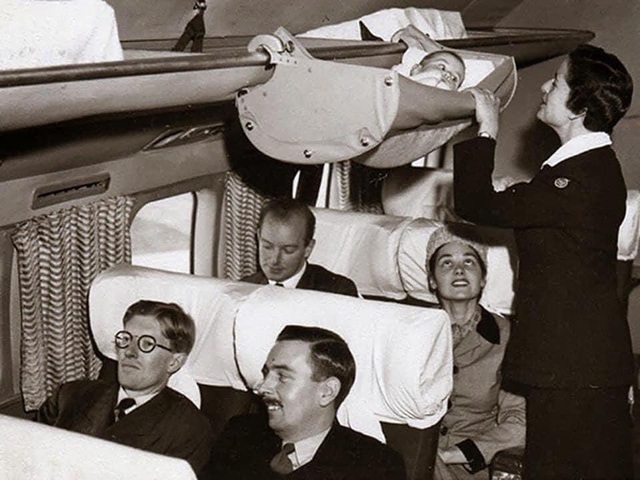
[11,196,133,411]
[222,172,267,281]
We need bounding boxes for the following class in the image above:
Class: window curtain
[11,196,133,411]
[222,172,266,281]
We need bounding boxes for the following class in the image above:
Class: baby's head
[409,50,465,91]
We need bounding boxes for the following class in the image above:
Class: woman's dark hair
[566,44,633,133]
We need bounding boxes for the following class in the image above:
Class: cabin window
[131,193,194,273]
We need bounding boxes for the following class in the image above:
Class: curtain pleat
[222,172,266,281]
[11,196,133,411]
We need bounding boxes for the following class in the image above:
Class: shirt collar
[268,262,307,288]
[118,386,159,413]
[540,132,611,169]
[287,427,331,470]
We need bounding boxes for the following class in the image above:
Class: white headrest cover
[310,208,412,299]
[618,190,640,261]
[89,265,261,407]
[234,286,452,441]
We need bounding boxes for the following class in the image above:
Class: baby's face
[409,52,465,91]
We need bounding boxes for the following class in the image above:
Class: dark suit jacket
[206,413,406,479]
[454,137,634,388]
[37,379,213,474]
[242,263,359,297]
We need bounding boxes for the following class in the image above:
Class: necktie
[270,443,295,474]
[114,397,136,422]
[275,282,284,287]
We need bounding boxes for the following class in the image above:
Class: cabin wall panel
[0,140,230,227]
[110,0,474,40]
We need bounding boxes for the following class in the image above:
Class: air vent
[32,173,110,209]
[143,123,225,151]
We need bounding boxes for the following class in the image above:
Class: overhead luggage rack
[0,26,593,133]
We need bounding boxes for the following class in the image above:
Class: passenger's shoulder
[162,388,212,433]
[334,425,400,458]
[308,264,358,294]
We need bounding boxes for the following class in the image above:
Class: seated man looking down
[242,198,359,296]
[38,300,213,475]
[206,325,405,479]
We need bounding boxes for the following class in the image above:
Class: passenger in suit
[454,45,634,478]
[205,325,406,479]
[425,225,525,480]
[242,197,359,297]
[38,300,212,475]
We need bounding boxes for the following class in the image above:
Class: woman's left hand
[468,87,500,139]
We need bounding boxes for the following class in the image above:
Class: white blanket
[0,414,196,480]
[234,286,453,442]
[300,8,466,41]
[0,0,123,70]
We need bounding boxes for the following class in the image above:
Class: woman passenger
[455,45,634,478]
[426,225,525,480]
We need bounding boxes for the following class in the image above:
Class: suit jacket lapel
[71,382,118,436]
[454,309,500,362]
[292,425,349,480]
[107,388,172,439]
[295,265,315,290]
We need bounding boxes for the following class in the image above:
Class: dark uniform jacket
[242,263,359,297]
[37,380,213,474]
[453,137,634,388]
[206,413,406,480]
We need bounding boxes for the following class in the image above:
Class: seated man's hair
[277,325,356,408]
[567,44,633,133]
[123,300,196,354]
[258,197,316,245]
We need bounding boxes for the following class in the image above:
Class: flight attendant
[453,45,634,479]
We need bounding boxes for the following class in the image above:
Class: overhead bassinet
[235,27,516,168]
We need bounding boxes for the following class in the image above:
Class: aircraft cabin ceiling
[109,0,527,41]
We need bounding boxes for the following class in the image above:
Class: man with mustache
[206,325,405,479]
[37,300,212,476]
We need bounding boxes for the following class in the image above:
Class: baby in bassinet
[392,25,466,91]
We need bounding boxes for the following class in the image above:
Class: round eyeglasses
[114,330,173,353]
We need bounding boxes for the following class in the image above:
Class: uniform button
[440,425,448,436]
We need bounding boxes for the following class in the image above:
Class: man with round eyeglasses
[38,300,212,475]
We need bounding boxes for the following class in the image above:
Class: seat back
[0,414,197,480]
[90,264,453,479]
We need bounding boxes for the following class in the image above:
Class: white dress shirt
[268,262,308,288]
[287,427,332,470]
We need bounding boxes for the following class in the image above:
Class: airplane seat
[89,264,454,479]
[310,208,518,316]
[0,0,123,70]
[0,414,197,480]
[234,286,453,480]
[382,166,640,307]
